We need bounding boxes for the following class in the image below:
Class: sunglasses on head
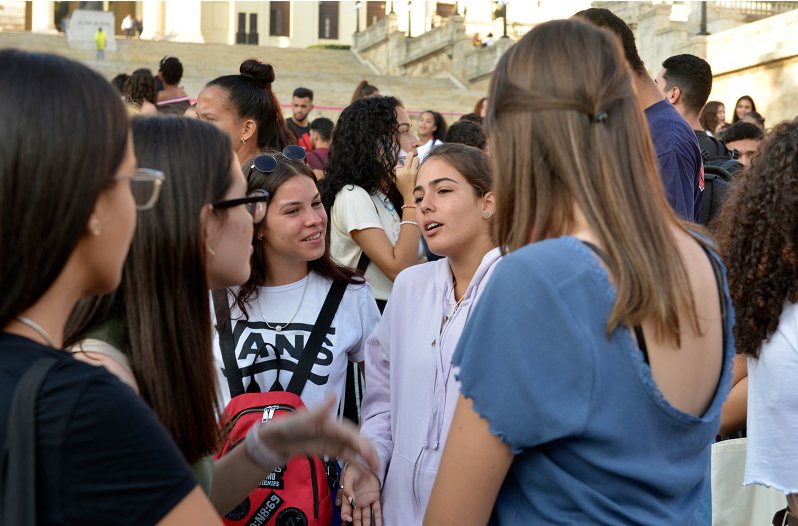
[248,145,307,179]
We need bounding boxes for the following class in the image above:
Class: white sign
[65,10,117,51]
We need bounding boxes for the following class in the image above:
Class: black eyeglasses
[212,189,269,224]
[248,145,307,179]
[113,168,165,210]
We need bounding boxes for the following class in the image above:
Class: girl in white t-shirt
[321,96,421,310]
[415,110,447,162]
[214,149,381,412]
[719,119,798,522]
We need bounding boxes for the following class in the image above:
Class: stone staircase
[0,32,488,120]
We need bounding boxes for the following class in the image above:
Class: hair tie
[593,112,609,124]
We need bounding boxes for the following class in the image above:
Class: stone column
[164,0,205,43]
[31,1,56,33]
[140,0,164,40]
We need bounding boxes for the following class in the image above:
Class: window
[366,1,386,27]
[269,1,290,37]
[436,2,456,17]
[318,1,339,39]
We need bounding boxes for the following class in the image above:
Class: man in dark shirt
[286,87,314,151]
[655,54,731,160]
[308,117,333,180]
[575,8,704,221]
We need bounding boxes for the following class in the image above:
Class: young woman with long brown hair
[425,19,733,525]
[214,150,380,415]
[339,144,499,526]
[65,117,378,518]
[196,59,294,168]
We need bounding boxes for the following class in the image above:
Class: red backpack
[216,391,333,526]
[212,280,347,526]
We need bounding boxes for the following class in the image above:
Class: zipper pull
[262,406,276,422]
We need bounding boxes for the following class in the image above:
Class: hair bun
[239,59,275,90]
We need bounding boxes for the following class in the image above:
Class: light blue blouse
[453,236,734,525]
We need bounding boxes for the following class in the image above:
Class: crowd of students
[1,6,796,526]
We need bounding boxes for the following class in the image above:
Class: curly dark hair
[124,68,156,106]
[320,96,404,212]
[158,56,183,85]
[718,118,798,358]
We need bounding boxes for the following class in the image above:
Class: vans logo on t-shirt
[226,321,336,388]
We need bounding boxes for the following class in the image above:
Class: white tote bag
[711,438,786,525]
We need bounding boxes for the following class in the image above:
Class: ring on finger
[348,496,356,508]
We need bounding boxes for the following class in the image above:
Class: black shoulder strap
[287,279,348,395]
[700,244,728,349]
[698,174,715,226]
[1,356,58,526]
[581,240,650,365]
[356,252,370,274]
[212,289,245,398]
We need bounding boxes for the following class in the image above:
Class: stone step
[0,31,488,117]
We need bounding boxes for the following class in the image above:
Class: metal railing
[713,1,798,17]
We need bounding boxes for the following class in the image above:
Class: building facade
[10,1,587,48]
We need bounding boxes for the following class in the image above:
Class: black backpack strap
[580,240,650,365]
[698,173,715,226]
[286,279,348,395]
[212,288,245,398]
[356,252,370,274]
[1,356,58,526]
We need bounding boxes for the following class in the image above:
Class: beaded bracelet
[401,204,417,210]
[400,220,418,227]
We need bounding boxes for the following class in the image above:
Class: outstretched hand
[257,396,379,475]
[338,459,382,526]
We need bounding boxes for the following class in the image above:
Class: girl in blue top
[425,19,734,526]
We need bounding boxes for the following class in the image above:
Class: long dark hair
[237,155,363,317]
[718,118,798,358]
[732,95,756,123]
[320,96,404,212]
[0,50,128,329]
[206,59,294,151]
[487,19,700,346]
[422,110,448,142]
[65,117,233,464]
